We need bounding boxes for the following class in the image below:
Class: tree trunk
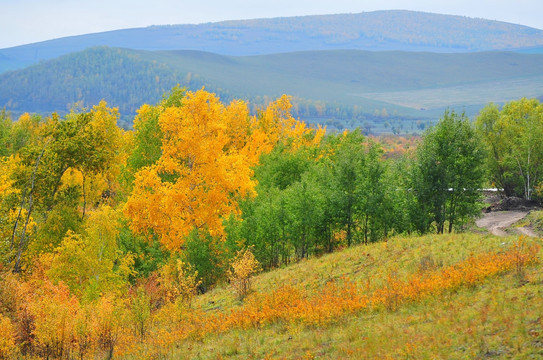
[364,213,369,245]
[81,172,87,220]
[13,146,46,273]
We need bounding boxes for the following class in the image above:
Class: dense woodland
[0,88,542,358]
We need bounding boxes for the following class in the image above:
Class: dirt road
[475,210,538,237]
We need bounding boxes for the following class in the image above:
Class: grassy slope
[151,50,543,113]
[163,232,543,359]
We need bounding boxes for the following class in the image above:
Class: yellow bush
[159,259,201,307]
[0,315,17,359]
[228,247,261,300]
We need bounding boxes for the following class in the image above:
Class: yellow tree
[47,206,134,299]
[125,89,323,251]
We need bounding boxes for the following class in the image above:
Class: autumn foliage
[228,247,261,300]
[124,90,323,251]
[1,91,542,359]
[2,237,530,359]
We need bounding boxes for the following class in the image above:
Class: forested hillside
[2,10,543,72]
[1,88,543,358]
[0,48,187,128]
[2,47,543,131]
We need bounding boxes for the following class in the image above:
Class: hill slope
[2,47,543,130]
[129,233,543,358]
[2,10,543,73]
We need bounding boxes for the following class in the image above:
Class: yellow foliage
[0,315,17,359]
[47,206,134,298]
[252,94,325,153]
[0,155,21,199]
[228,247,261,300]
[125,90,324,251]
[92,294,128,359]
[159,259,201,306]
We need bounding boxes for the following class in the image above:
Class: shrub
[0,315,17,359]
[159,259,201,307]
[228,247,261,300]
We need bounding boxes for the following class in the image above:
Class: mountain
[2,46,543,132]
[2,10,543,73]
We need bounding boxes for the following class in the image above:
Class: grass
[181,271,543,359]
[126,232,542,359]
[355,75,543,110]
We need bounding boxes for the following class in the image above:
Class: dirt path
[476,210,538,237]
[516,226,539,238]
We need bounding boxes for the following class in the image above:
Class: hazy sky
[1,0,543,49]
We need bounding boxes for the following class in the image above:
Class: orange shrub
[27,279,79,359]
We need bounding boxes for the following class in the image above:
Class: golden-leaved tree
[125,89,323,251]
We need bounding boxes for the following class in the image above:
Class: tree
[47,206,135,300]
[125,89,323,252]
[415,110,484,234]
[475,103,515,196]
[326,130,367,246]
[122,87,185,188]
[228,247,260,300]
[6,102,123,272]
[476,98,543,200]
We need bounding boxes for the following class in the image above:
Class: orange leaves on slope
[201,240,540,333]
[371,239,540,311]
[126,239,539,353]
[0,239,538,358]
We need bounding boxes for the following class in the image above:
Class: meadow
[129,233,543,359]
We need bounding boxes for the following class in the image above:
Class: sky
[1,0,543,49]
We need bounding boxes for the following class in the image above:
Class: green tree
[6,102,123,272]
[359,140,388,243]
[284,174,326,260]
[326,130,366,246]
[415,110,484,234]
[475,103,516,196]
[476,98,543,200]
[499,99,543,200]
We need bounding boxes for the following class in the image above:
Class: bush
[0,315,17,359]
[228,247,261,300]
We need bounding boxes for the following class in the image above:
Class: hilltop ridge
[2,10,543,73]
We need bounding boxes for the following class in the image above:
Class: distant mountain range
[1,10,543,132]
[2,10,543,73]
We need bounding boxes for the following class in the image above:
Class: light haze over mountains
[1,10,542,132]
